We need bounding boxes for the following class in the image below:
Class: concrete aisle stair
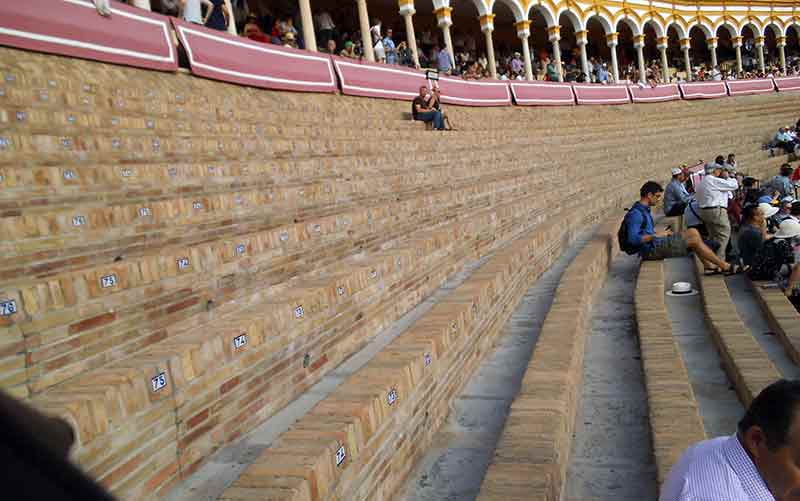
[475,217,621,501]
[752,283,800,366]
[635,261,706,486]
[694,259,782,407]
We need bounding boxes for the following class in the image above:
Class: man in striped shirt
[660,380,800,500]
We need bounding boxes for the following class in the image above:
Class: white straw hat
[759,202,780,219]
[666,281,697,296]
[775,219,800,239]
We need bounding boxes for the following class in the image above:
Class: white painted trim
[334,59,423,98]
[177,25,335,87]
[510,82,575,104]
[0,0,174,63]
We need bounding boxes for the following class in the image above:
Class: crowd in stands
[103,0,800,83]
[623,149,800,310]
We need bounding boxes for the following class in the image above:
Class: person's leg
[699,207,729,260]
[433,111,445,130]
[683,228,731,271]
[415,111,436,126]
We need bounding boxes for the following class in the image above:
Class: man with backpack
[620,182,738,274]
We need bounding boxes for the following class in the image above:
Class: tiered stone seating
[694,259,782,406]
[752,284,800,365]
[635,261,706,486]
[475,217,621,501]
[2,45,800,499]
[218,200,615,501]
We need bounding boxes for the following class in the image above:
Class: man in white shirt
[661,379,800,501]
[696,162,739,260]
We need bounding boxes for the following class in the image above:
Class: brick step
[217,191,609,501]
[476,216,621,501]
[694,257,782,407]
[751,280,800,366]
[28,185,615,499]
[634,260,706,487]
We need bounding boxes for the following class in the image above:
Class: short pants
[642,234,689,260]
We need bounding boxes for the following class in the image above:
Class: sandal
[704,268,722,276]
[723,264,744,276]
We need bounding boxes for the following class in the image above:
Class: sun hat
[759,202,780,219]
[775,219,800,239]
[671,167,682,176]
[666,282,697,296]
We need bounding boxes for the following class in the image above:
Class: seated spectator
[243,16,270,44]
[436,45,454,75]
[774,127,797,154]
[767,164,796,198]
[664,167,691,217]
[738,204,775,268]
[622,182,737,274]
[203,0,228,31]
[776,196,797,224]
[320,39,337,54]
[340,40,357,59]
[411,86,444,130]
[282,31,298,49]
[462,61,482,80]
[791,201,800,223]
[660,379,800,501]
[546,57,560,81]
[425,86,455,131]
[774,220,800,303]
[511,52,524,77]
[723,153,737,171]
[270,19,283,44]
[683,198,710,237]
[596,63,609,84]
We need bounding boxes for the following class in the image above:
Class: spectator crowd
[102,0,800,84]
[622,146,800,310]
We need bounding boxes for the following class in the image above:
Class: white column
[756,36,766,73]
[357,0,375,61]
[680,38,691,81]
[549,25,563,82]
[435,7,455,65]
[734,36,743,74]
[517,20,533,81]
[481,14,497,79]
[708,37,718,68]
[634,34,646,83]
[658,37,669,82]
[400,2,420,67]
[778,37,787,73]
[298,0,316,51]
[607,33,619,83]
[576,31,590,80]
[132,0,151,10]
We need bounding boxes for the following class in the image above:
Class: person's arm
[710,176,739,192]
[626,209,660,247]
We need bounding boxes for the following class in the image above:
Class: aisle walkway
[398,230,594,501]
[664,257,743,438]
[563,255,658,501]
[726,274,800,379]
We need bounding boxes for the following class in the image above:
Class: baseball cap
[781,195,796,204]
[757,195,775,205]
[759,202,780,219]
[671,167,682,176]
